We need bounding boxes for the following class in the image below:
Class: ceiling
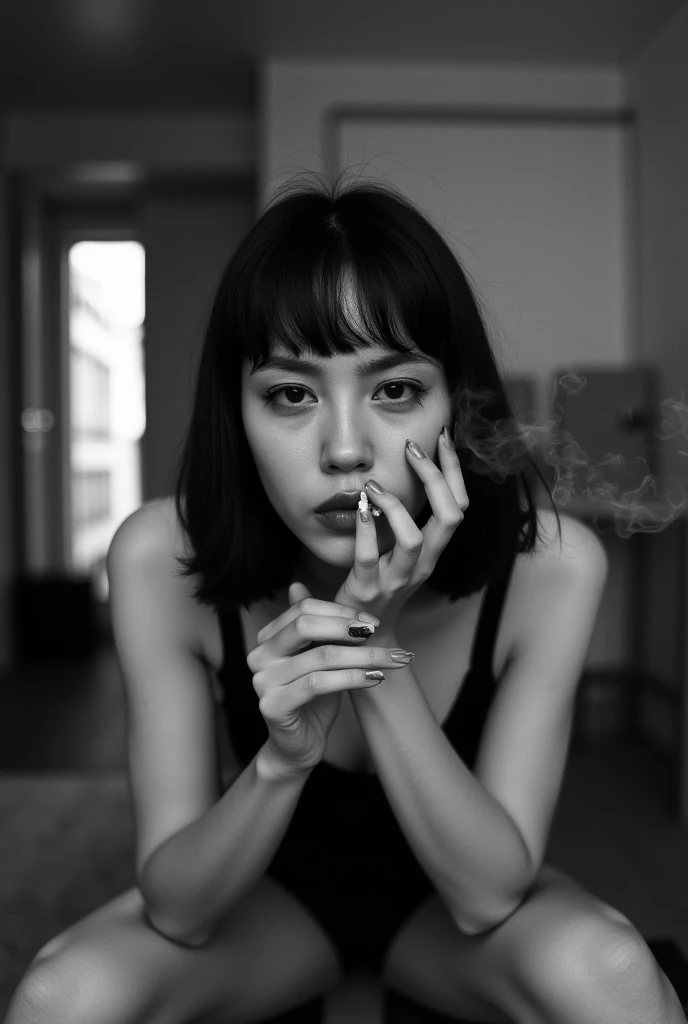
[0,0,685,111]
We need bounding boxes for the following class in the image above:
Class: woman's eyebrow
[250,352,439,377]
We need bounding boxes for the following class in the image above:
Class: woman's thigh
[7,877,344,1024]
[381,863,649,1024]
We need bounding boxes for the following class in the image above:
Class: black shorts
[266,762,436,974]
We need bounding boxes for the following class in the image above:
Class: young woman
[7,174,685,1024]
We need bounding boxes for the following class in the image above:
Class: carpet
[0,772,136,1016]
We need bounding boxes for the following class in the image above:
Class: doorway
[17,188,145,628]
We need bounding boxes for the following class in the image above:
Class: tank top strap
[216,602,272,763]
[218,602,243,671]
[467,544,519,677]
[217,603,254,711]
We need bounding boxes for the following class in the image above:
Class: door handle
[21,407,55,433]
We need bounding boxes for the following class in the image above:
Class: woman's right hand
[246,592,413,777]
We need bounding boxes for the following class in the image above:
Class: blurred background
[1,0,688,1017]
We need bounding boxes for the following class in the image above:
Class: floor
[0,640,687,1023]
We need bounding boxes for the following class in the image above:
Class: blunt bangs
[241,264,419,372]
[227,179,465,382]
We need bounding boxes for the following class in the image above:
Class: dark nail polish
[441,425,455,450]
[349,622,375,638]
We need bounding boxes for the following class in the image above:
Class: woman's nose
[320,426,374,471]
[321,445,372,472]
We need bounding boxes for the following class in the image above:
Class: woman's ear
[288,582,312,605]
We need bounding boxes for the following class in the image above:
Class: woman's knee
[9,943,155,1024]
[512,908,653,1001]
[32,930,71,966]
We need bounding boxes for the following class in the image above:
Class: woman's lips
[316,506,382,517]
[315,506,384,531]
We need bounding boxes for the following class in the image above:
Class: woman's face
[240,287,453,594]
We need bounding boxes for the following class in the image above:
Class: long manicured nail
[406,439,427,459]
[349,622,375,638]
[441,425,455,450]
[390,649,415,662]
[365,479,385,495]
[356,612,380,625]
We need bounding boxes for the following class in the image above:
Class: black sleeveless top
[215,545,518,778]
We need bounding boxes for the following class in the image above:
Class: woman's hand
[335,428,469,631]
[248,586,413,776]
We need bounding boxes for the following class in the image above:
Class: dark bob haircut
[173,171,560,614]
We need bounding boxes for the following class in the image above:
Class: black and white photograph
[0,2,688,1022]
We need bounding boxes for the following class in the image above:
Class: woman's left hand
[331,429,469,632]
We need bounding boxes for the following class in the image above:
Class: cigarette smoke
[455,372,688,539]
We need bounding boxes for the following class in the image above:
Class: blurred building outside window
[68,241,145,603]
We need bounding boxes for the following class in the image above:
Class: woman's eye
[262,379,429,412]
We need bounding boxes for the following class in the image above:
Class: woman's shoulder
[107,497,200,619]
[526,505,608,580]
[110,496,192,565]
[108,496,218,662]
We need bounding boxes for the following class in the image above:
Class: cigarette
[358,490,382,517]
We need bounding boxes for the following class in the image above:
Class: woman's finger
[434,427,469,511]
[407,434,468,523]
[254,613,379,669]
[351,490,380,590]
[410,429,469,578]
[364,479,424,581]
[254,640,408,692]
[289,582,311,606]
[256,594,379,645]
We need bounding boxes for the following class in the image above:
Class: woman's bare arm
[107,502,312,947]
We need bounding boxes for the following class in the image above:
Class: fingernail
[349,622,375,638]
[365,479,385,495]
[406,439,427,459]
[356,612,380,626]
[389,649,415,662]
[441,425,455,450]
[365,671,385,682]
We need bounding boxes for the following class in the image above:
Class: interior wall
[628,5,688,500]
[258,60,626,202]
[627,6,688,782]
[336,117,630,421]
[3,112,254,177]
[141,191,255,501]
[0,168,12,670]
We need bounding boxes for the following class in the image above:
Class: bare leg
[4,877,343,1024]
[381,864,687,1024]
